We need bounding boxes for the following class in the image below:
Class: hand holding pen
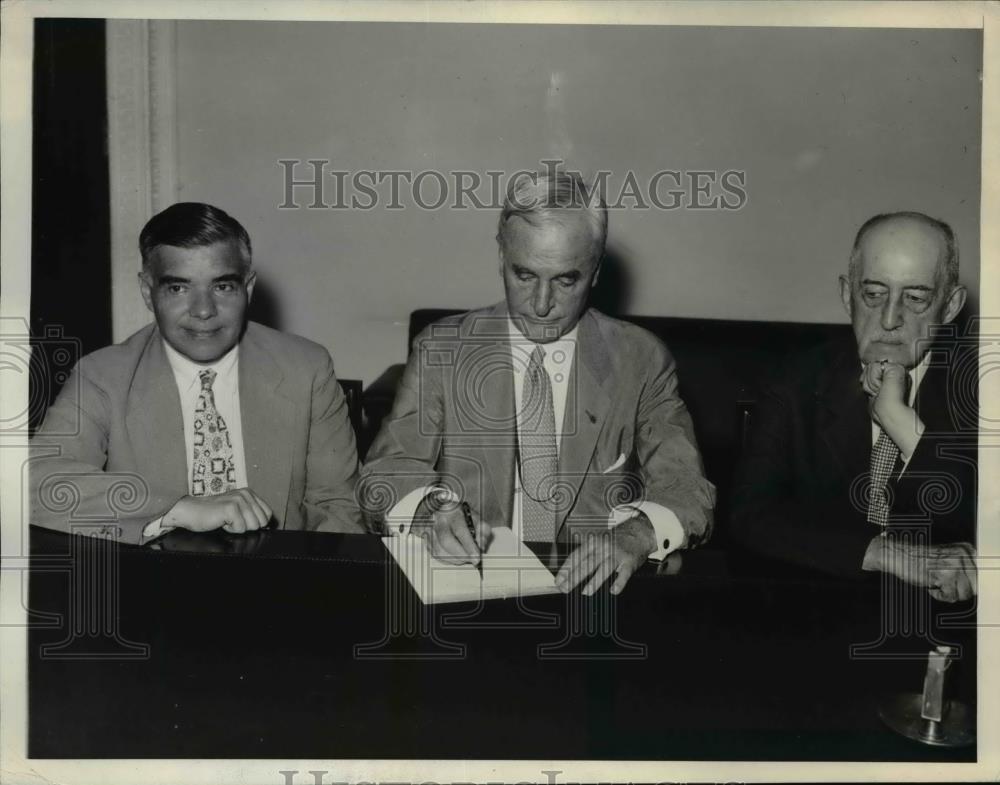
[461,501,484,580]
[417,490,492,568]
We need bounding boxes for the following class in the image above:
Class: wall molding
[106,19,177,342]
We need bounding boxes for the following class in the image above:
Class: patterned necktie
[191,369,236,497]
[519,345,558,542]
[866,429,899,526]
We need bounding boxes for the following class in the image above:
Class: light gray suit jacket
[29,321,363,543]
[360,304,715,545]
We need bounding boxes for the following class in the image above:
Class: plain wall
[167,22,982,385]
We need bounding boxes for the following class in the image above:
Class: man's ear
[139,271,154,313]
[941,284,967,324]
[838,274,853,319]
[590,258,603,288]
[244,270,257,302]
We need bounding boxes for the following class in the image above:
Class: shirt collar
[162,339,240,394]
[908,350,932,407]
[506,315,579,366]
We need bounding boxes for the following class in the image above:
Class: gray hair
[848,211,959,292]
[496,171,608,262]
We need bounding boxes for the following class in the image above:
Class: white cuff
[385,485,458,535]
[608,501,685,561]
[141,516,172,544]
[899,429,924,473]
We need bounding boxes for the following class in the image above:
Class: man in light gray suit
[30,202,363,544]
[361,171,714,594]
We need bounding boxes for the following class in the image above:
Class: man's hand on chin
[555,514,656,596]
[861,359,924,459]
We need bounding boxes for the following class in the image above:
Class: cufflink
[426,488,456,513]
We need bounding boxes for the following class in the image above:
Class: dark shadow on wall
[247,272,284,331]
[590,244,634,317]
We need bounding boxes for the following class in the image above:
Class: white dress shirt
[386,317,685,561]
[141,341,248,541]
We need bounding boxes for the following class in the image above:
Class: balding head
[840,211,966,367]
[848,212,958,292]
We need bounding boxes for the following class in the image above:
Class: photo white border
[2,1,997,783]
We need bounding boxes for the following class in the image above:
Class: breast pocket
[602,452,627,474]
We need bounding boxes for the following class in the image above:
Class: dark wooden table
[27,526,976,760]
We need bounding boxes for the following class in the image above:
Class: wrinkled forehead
[502,210,600,268]
[147,240,248,279]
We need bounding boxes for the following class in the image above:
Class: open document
[383,527,559,605]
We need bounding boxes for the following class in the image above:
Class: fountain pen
[460,501,483,580]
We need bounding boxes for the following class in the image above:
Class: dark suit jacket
[731,336,977,577]
[360,303,715,545]
[29,321,363,543]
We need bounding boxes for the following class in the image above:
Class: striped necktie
[519,345,558,542]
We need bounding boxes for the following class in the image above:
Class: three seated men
[30,195,977,601]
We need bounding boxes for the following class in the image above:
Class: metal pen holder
[878,645,975,747]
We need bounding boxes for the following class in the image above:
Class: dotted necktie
[191,369,236,497]
[519,345,558,542]
[866,429,899,527]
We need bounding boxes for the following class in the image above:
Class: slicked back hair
[497,171,607,264]
[139,202,252,273]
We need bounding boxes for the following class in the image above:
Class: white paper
[383,527,559,604]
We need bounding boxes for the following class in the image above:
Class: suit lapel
[478,345,516,526]
[816,341,871,488]
[239,326,295,524]
[913,345,951,432]
[466,304,516,524]
[556,310,611,531]
[125,331,189,498]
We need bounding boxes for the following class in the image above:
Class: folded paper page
[383,527,559,605]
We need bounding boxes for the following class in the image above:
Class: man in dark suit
[360,171,714,595]
[732,211,977,602]
[30,202,363,543]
